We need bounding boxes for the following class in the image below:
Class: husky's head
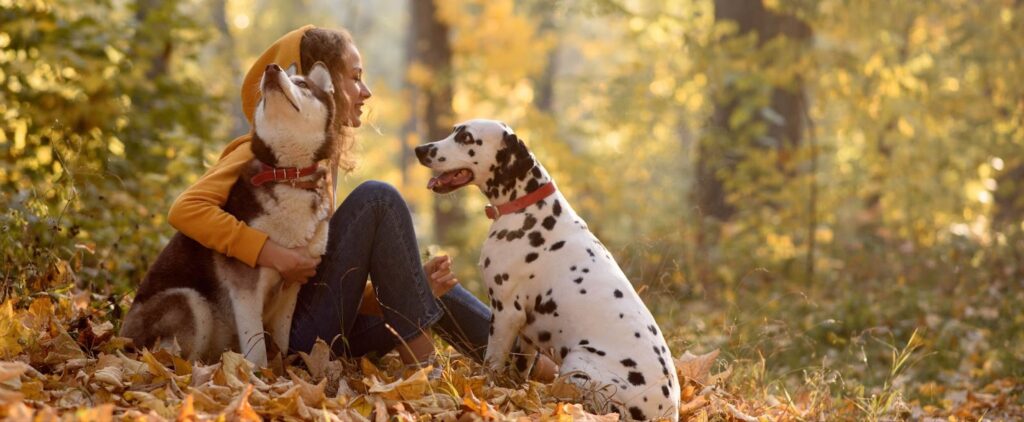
[252,62,336,168]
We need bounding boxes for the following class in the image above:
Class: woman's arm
[168,144,269,267]
[167,142,322,284]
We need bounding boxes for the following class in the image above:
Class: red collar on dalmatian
[485,182,557,220]
[250,162,320,188]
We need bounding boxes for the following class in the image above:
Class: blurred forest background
[2,0,1023,418]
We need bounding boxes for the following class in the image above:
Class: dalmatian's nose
[414,145,433,165]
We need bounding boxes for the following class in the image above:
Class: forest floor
[1,288,1022,421]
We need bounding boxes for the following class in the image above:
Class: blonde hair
[300,27,358,173]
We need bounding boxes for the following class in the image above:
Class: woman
[168,25,555,378]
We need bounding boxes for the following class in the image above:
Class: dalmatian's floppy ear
[307,62,335,95]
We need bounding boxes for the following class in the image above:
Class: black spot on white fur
[542,216,556,230]
[534,295,557,315]
[529,232,545,247]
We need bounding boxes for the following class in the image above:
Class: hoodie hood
[220,24,315,159]
[241,24,315,125]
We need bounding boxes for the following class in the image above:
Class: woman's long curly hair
[300,27,359,173]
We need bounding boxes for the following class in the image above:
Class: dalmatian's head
[415,119,539,203]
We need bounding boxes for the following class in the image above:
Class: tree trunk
[697,0,812,222]
[410,0,462,245]
[994,161,1024,228]
[530,2,558,113]
[210,0,248,138]
[695,0,812,283]
[134,0,172,80]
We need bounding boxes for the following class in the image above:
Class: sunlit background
[2,0,1022,413]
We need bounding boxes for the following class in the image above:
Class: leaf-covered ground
[1,291,1021,421]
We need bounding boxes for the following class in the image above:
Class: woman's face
[339,44,372,127]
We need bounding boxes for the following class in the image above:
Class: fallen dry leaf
[365,365,431,401]
[226,384,261,422]
[299,338,332,379]
[675,349,720,386]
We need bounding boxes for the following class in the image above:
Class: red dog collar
[485,182,557,220]
[250,162,320,187]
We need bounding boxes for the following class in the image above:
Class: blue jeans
[289,181,490,361]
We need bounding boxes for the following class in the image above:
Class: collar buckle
[485,204,501,220]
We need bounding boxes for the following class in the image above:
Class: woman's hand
[257,239,321,284]
[424,255,458,298]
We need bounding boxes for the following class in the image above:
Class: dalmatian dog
[415,119,680,421]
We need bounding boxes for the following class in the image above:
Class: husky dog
[121,62,337,366]
[415,120,681,421]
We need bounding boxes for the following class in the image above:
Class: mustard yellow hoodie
[167,25,334,268]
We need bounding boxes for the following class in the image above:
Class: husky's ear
[308,62,334,95]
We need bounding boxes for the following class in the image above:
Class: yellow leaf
[298,339,331,379]
[74,403,114,422]
[555,403,619,421]
[287,370,327,407]
[213,351,252,389]
[365,366,431,401]
[0,361,29,387]
[141,349,174,381]
[360,356,384,381]
[40,329,86,366]
[172,355,193,377]
[0,301,31,358]
[897,118,915,137]
[679,395,709,417]
[348,395,374,418]
[177,394,197,422]
[548,375,583,402]
[124,390,172,418]
[460,384,493,419]
[92,365,125,390]
[675,349,720,386]
[226,384,261,422]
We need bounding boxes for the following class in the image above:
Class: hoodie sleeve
[168,142,268,267]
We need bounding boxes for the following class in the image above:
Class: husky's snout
[260,64,299,112]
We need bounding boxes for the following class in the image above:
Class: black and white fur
[121,63,337,367]
[415,120,680,421]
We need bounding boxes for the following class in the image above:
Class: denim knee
[349,181,404,208]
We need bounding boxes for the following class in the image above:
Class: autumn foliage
[3,0,1024,420]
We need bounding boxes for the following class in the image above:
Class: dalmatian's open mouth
[427,168,474,194]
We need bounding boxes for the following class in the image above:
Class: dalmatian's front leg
[484,305,526,372]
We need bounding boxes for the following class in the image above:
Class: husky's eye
[295,80,309,88]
